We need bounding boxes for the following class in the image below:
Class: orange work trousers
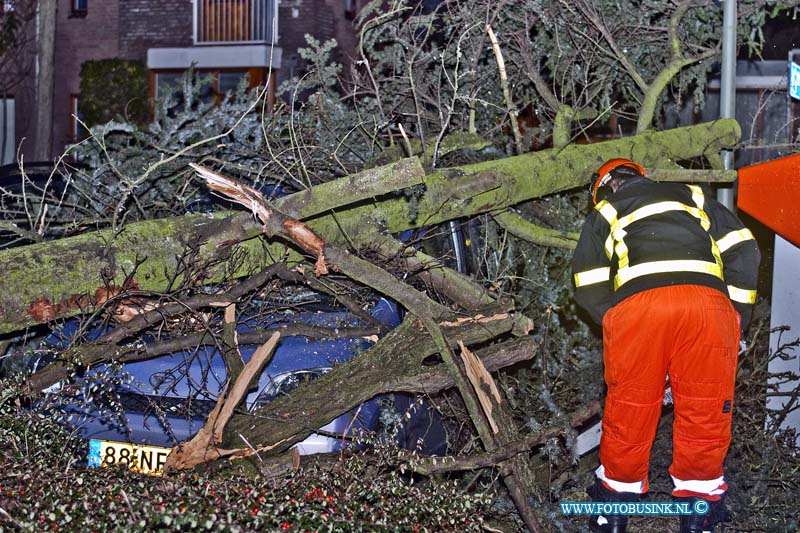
[599,285,739,498]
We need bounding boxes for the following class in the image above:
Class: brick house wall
[50,0,121,157]
[119,0,193,61]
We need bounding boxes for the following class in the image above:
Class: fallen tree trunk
[223,311,533,452]
[0,120,739,334]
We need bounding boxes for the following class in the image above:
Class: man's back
[572,176,759,328]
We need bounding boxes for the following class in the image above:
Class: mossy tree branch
[493,210,579,249]
[636,1,717,133]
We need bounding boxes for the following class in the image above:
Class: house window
[154,70,250,101]
[70,0,87,17]
[154,72,214,102]
[344,0,356,20]
[69,94,87,142]
[154,72,183,100]
[195,0,277,44]
[217,71,249,94]
[0,97,14,166]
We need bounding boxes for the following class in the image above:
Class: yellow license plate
[89,439,172,476]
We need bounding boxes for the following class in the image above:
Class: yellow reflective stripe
[687,184,705,210]
[595,200,618,224]
[574,267,611,287]
[604,236,615,260]
[615,201,710,232]
[710,239,723,274]
[687,185,711,230]
[595,200,618,260]
[695,207,711,231]
[614,260,723,290]
[615,233,630,269]
[717,228,755,253]
[728,285,757,304]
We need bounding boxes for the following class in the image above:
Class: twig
[486,25,524,155]
[397,123,414,157]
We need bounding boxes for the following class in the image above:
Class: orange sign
[738,153,800,248]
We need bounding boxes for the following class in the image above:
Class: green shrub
[0,379,490,532]
[78,59,149,129]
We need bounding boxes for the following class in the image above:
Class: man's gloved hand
[739,339,747,355]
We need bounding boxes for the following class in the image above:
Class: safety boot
[675,494,732,533]
[586,479,639,533]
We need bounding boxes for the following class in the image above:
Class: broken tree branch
[458,340,503,434]
[493,210,579,249]
[199,169,543,529]
[224,307,521,452]
[194,164,456,322]
[359,231,497,311]
[23,263,289,394]
[164,332,282,471]
[244,399,601,482]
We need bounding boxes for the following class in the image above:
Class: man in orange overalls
[572,159,760,533]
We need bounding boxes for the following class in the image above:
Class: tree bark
[0,120,740,334]
[33,0,57,160]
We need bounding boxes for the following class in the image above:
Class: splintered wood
[439,313,509,327]
[457,340,503,434]
[164,332,281,471]
[191,163,330,275]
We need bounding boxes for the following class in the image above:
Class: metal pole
[717,0,737,209]
[790,49,800,145]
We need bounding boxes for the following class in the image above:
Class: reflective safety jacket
[571,177,760,329]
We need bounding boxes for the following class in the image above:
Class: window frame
[70,0,87,18]
[68,94,86,143]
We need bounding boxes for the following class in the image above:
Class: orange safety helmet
[590,158,646,205]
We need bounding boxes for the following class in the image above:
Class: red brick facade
[52,0,121,153]
[119,0,194,60]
